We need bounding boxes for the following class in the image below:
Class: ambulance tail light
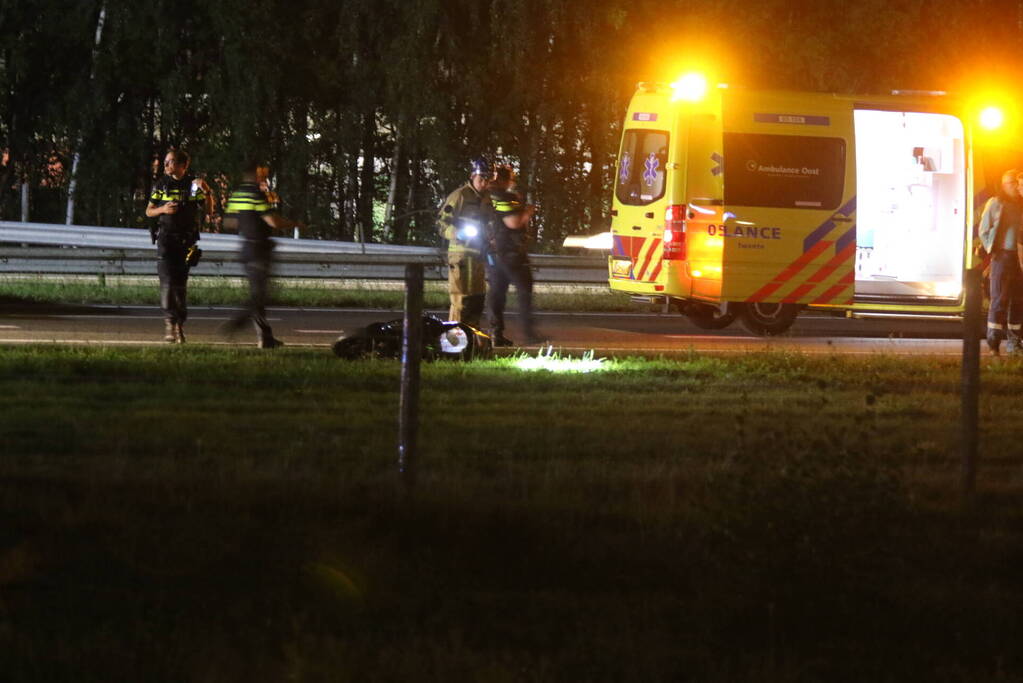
[663,205,686,260]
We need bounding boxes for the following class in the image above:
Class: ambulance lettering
[706,225,782,240]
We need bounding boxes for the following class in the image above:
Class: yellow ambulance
[607,77,1014,334]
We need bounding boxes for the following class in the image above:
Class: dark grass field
[1,346,1022,681]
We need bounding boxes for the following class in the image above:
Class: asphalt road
[0,302,981,356]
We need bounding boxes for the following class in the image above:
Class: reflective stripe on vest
[225,195,270,213]
[151,189,205,202]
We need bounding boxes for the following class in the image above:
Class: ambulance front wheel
[682,302,736,330]
[736,302,800,336]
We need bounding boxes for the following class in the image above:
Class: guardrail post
[961,267,982,500]
[21,183,29,222]
[399,263,423,491]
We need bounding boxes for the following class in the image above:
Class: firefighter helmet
[469,156,491,178]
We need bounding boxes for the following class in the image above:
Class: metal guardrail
[0,221,608,283]
[0,220,442,254]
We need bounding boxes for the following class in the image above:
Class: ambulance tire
[683,302,736,330]
[736,302,799,336]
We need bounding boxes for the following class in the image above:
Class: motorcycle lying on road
[332,314,493,361]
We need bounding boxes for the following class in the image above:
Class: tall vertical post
[65,3,106,225]
[399,263,424,490]
[961,267,982,499]
[20,182,29,222]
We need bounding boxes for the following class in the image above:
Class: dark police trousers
[488,251,535,337]
[988,249,1023,340]
[157,234,192,325]
[230,240,275,342]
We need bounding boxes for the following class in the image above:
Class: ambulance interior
[853,109,966,300]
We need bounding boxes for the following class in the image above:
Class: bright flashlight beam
[562,232,612,250]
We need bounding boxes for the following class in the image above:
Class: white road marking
[664,334,761,341]
[544,347,965,357]
[0,325,20,329]
[49,314,280,321]
[0,338,330,347]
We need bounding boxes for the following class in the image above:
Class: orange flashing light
[670,73,708,102]
[979,105,1005,131]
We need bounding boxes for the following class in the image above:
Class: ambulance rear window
[615,129,669,206]
[723,133,846,210]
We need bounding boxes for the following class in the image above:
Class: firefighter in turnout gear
[222,161,303,349]
[145,148,212,343]
[437,157,492,328]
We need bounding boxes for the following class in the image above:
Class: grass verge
[1,346,1021,681]
[0,276,637,312]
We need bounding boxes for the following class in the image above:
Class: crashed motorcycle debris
[332,314,493,361]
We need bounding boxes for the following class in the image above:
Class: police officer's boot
[174,322,186,344]
[257,326,283,349]
[987,328,1002,355]
[164,320,176,343]
[1007,329,1021,355]
[490,329,515,347]
[258,335,284,349]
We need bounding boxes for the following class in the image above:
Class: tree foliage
[1,0,1020,249]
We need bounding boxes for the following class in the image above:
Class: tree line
[1,0,1020,250]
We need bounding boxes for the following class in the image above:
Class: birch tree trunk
[384,123,402,227]
[65,2,106,225]
[358,110,376,243]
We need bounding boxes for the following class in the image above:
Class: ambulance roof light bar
[891,90,949,96]
[637,80,729,94]
[670,73,709,102]
[636,82,672,93]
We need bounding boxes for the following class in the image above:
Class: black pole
[399,263,423,490]
[961,267,982,499]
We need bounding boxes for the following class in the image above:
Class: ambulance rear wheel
[736,302,799,336]
[683,302,736,330]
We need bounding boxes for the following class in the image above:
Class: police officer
[487,165,541,345]
[979,169,1023,354]
[145,148,211,343]
[222,161,303,349]
[437,157,492,328]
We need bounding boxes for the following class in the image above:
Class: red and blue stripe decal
[802,197,856,253]
[747,196,857,305]
[612,234,663,282]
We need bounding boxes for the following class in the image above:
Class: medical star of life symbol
[643,153,659,186]
[619,153,631,184]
